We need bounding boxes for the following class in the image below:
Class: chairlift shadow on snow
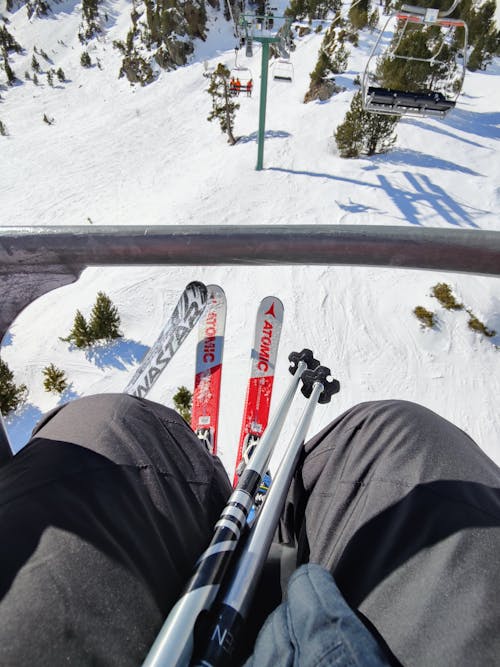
[437,110,500,141]
[268,166,479,228]
[237,129,291,144]
[377,172,480,228]
[85,339,148,371]
[404,118,485,149]
[371,148,480,175]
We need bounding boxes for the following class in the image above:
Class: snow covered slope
[1,1,499,474]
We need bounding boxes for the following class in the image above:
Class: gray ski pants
[0,394,499,666]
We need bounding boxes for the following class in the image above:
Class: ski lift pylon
[361,1,468,118]
[272,58,294,82]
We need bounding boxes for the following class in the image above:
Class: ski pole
[142,349,319,667]
[194,365,340,667]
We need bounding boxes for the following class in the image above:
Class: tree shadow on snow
[85,339,148,371]
[1,332,13,347]
[57,384,80,406]
[5,404,44,454]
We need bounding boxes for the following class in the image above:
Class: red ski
[232,296,284,486]
[191,285,226,455]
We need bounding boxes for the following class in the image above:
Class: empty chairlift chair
[272,58,294,82]
[361,1,468,119]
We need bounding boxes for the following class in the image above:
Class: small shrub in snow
[431,283,463,310]
[414,306,435,329]
[173,385,192,423]
[0,120,7,136]
[466,312,496,338]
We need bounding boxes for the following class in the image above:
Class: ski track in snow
[0,2,499,473]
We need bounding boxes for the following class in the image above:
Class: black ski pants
[0,394,499,666]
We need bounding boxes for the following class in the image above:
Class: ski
[124,281,208,398]
[191,285,226,455]
[232,296,284,486]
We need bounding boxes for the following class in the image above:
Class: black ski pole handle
[301,366,340,403]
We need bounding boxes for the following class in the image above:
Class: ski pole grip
[288,349,320,375]
[301,366,340,403]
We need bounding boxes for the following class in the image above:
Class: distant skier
[0,394,499,665]
[247,79,253,97]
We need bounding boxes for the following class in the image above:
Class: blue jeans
[245,563,391,666]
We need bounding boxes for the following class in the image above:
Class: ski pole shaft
[195,367,339,666]
[142,350,316,667]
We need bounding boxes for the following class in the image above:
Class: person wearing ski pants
[0,393,499,666]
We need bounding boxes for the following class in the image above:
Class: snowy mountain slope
[1,1,499,475]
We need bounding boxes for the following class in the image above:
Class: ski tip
[260,296,284,321]
[186,281,208,293]
[206,284,226,299]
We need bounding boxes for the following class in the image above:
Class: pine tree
[62,310,92,348]
[4,56,16,86]
[88,292,122,341]
[207,63,239,145]
[456,0,499,72]
[349,0,369,30]
[0,358,27,414]
[335,91,399,157]
[0,120,7,137]
[173,386,192,423]
[43,364,69,394]
[304,23,349,102]
[376,24,457,94]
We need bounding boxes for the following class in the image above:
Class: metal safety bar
[1,225,500,344]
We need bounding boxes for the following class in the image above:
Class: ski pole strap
[194,366,340,667]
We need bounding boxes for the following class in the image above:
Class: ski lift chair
[362,2,468,118]
[272,58,294,82]
[229,65,254,96]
